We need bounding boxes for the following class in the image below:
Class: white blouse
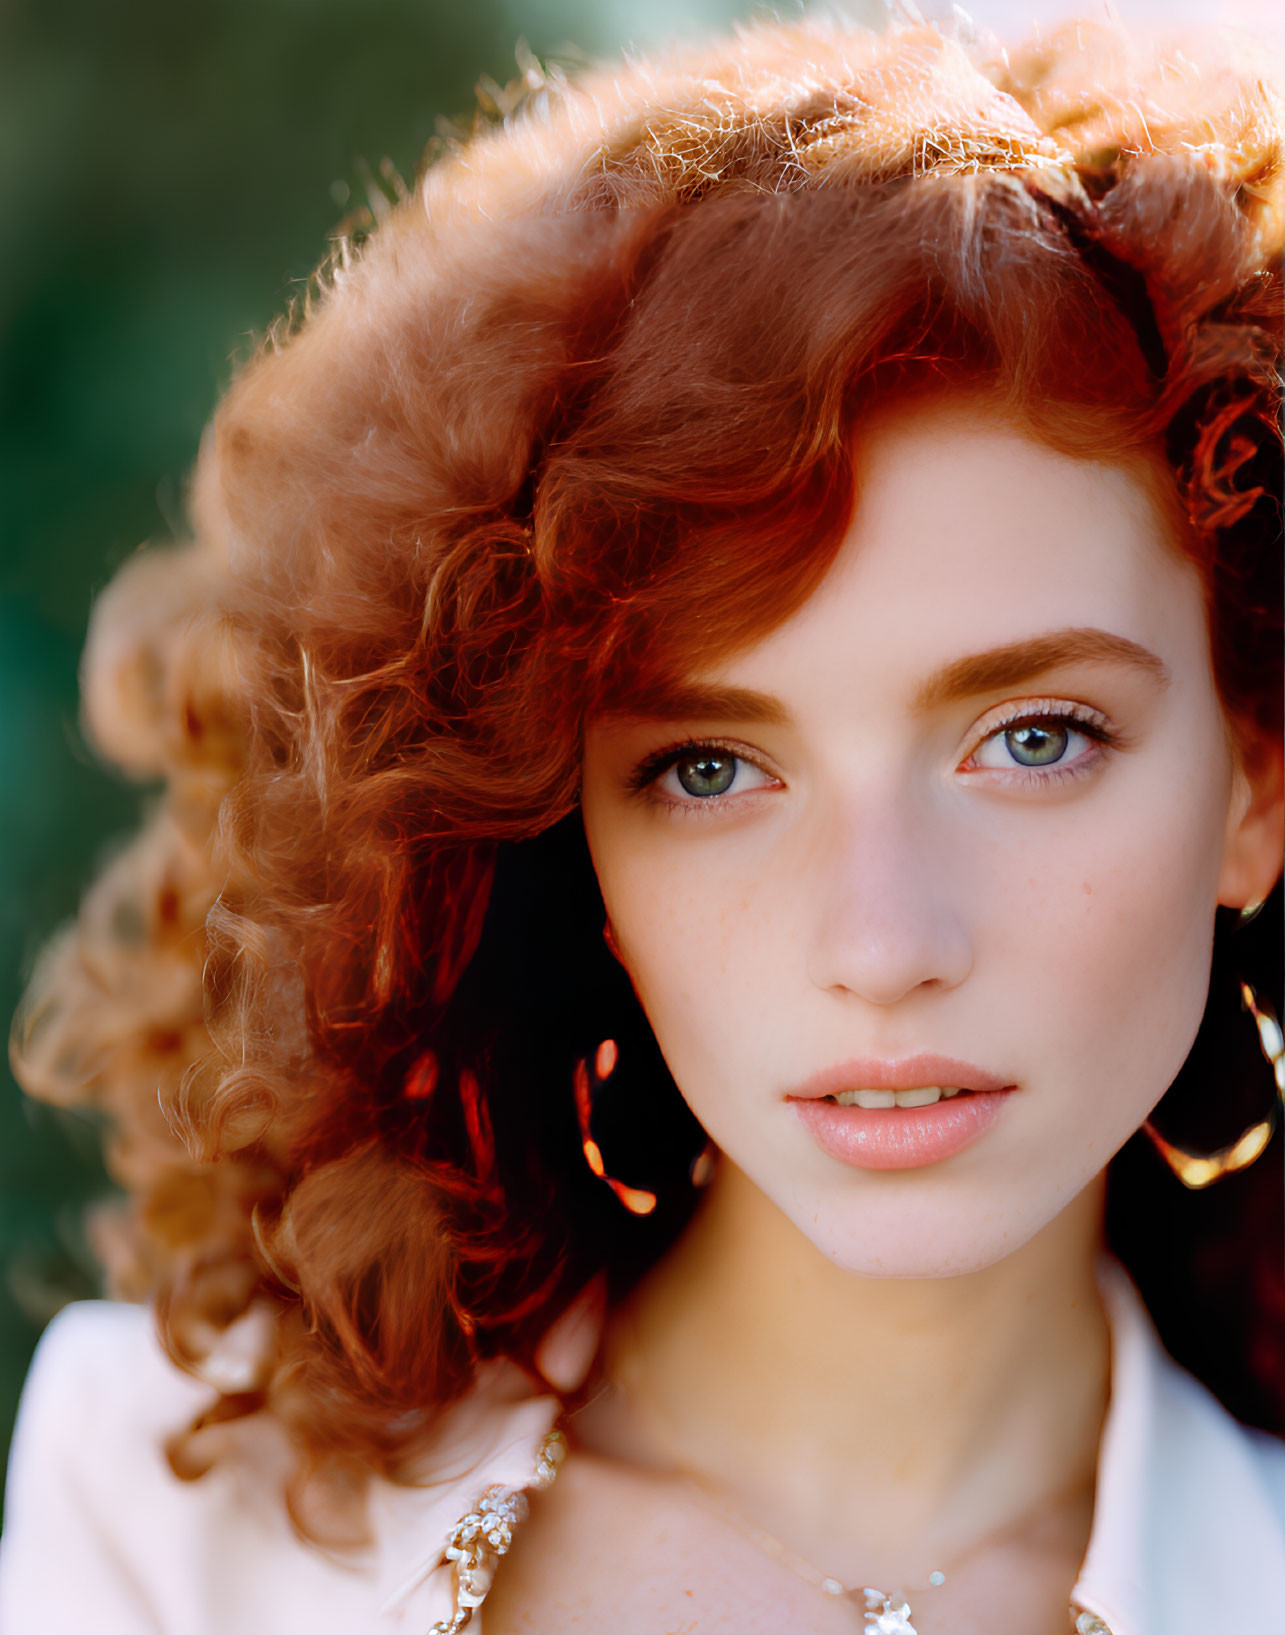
[1,1259,1283,1634]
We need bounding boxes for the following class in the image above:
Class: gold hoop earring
[573,1040,718,1214]
[573,1040,658,1215]
[1143,981,1283,1189]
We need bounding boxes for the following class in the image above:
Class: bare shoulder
[482,1444,842,1635]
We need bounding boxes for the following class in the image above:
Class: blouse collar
[1070,1257,1285,1634]
[368,1358,562,1624]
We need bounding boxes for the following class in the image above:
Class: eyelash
[958,700,1120,785]
[627,701,1123,816]
[626,736,766,809]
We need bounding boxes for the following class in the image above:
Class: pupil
[677,754,736,797]
[1006,723,1068,766]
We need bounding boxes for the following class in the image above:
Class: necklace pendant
[860,1589,918,1635]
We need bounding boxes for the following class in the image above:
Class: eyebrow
[600,680,794,727]
[911,627,1170,712]
[599,627,1170,726]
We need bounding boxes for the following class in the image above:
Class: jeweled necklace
[611,1345,1094,1635]
[669,1464,939,1634]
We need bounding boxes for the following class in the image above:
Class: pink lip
[789,1052,1014,1099]
[785,1054,1017,1172]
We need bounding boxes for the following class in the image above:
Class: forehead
[708,401,1201,696]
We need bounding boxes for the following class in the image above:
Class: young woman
[2,15,1282,1635]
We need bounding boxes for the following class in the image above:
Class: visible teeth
[894,1086,945,1108]
[831,1086,963,1109]
[837,1088,897,1108]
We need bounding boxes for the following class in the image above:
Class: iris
[1005,722,1068,766]
[676,753,738,797]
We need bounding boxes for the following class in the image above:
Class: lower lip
[788,1091,1014,1171]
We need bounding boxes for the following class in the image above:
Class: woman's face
[580,397,1272,1278]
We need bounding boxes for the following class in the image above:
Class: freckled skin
[582,400,1277,1281]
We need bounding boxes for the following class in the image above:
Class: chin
[772,1178,1068,1281]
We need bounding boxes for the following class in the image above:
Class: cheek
[987,762,1232,1146]
[589,832,766,1091]
[608,869,735,1004]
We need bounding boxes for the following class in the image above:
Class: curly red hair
[11,16,1283,1532]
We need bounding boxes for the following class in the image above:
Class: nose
[804,795,974,1007]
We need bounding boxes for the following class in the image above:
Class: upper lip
[787,1052,1015,1100]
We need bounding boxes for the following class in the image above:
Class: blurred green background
[6,0,904,1515]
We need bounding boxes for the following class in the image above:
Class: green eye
[967,704,1115,782]
[675,753,738,797]
[1004,722,1069,767]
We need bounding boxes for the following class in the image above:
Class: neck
[604,1161,1110,1586]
